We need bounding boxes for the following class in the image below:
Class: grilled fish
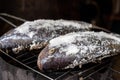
[37,31,120,71]
[0,19,105,54]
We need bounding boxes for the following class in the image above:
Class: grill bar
[54,69,72,80]
[22,55,37,62]
[78,63,101,76]
[0,16,17,27]
[109,67,120,74]
[16,52,30,58]
[25,59,37,65]
[83,64,109,79]
[0,13,27,22]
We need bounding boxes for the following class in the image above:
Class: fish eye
[49,48,56,54]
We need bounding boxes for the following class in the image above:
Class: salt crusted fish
[37,31,120,71]
[0,19,105,54]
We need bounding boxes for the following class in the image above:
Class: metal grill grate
[0,13,120,80]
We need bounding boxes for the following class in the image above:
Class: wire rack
[0,13,120,80]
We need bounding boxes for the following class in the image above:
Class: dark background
[0,0,120,35]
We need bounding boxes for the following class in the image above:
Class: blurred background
[0,0,120,34]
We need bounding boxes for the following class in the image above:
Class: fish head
[37,44,76,71]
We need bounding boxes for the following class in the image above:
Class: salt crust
[15,19,92,38]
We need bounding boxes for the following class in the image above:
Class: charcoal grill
[0,13,120,80]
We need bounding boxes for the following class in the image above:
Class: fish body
[0,19,99,53]
[37,31,120,71]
